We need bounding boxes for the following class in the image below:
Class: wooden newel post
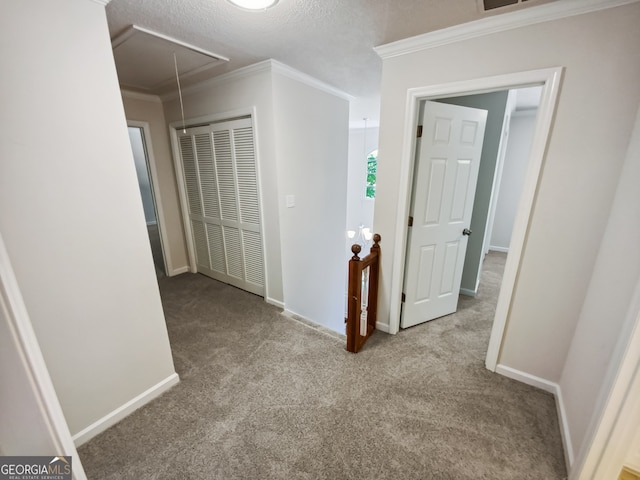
[346,234,381,353]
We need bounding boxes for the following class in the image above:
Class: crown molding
[270,60,353,101]
[121,90,162,104]
[375,0,640,59]
[91,0,112,5]
[160,60,272,102]
[161,59,353,103]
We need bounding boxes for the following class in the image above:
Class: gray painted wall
[436,91,509,294]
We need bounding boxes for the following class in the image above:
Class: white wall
[375,3,640,383]
[122,93,190,275]
[490,110,538,251]
[162,65,284,306]
[562,104,640,466]
[273,72,350,332]
[0,0,177,439]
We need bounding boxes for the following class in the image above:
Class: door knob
[463,228,472,236]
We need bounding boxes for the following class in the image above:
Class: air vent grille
[482,0,530,11]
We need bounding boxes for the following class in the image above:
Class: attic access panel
[112,25,229,92]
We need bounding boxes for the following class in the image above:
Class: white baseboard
[489,246,509,253]
[168,266,190,276]
[72,373,180,446]
[376,321,391,333]
[266,297,285,309]
[496,364,574,468]
[495,364,556,393]
[460,288,477,297]
[281,309,345,340]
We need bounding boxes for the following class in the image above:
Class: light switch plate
[286,195,295,208]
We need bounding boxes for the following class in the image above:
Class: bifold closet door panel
[177,118,264,296]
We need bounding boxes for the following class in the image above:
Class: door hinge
[408,216,414,227]
[401,293,406,303]
[417,125,423,138]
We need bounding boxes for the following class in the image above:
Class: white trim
[0,234,88,478]
[90,0,111,5]
[161,59,353,103]
[72,373,179,446]
[127,121,172,278]
[169,107,254,132]
[376,321,390,333]
[460,288,477,297]
[112,25,228,63]
[375,0,639,59]
[161,61,267,102]
[489,245,509,253]
[496,364,574,468]
[121,90,162,104]
[486,68,562,370]
[169,265,190,276]
[169,124,198,273]
[282,309,346,341]
[250,106,272,305]
[161,61,273,102]
[270,60,353,101]
[266,297,285,309]
[385,67,563,379]
[496,364,556,393]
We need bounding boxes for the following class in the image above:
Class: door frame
[127,120,171,276]
[387,67,563,371]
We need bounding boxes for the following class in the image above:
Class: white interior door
[178,118,264,296]
[401,101,487,329]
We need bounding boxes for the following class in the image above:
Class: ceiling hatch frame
[111,25,230,92]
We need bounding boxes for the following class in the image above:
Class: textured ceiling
[106,0,554,97]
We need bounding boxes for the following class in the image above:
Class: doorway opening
[127,122,168,279]
[401,86,542,332]
[387,67,563,371]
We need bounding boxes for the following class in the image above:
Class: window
[366,150,378,199]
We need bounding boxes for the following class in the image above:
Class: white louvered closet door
[177,118,264,296]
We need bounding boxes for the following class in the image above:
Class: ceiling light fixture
[227,0,278,11]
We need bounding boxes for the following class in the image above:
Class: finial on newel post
[371,233,381,251]
[351,244,362,261]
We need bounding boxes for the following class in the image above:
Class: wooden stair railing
[345,234,381,353]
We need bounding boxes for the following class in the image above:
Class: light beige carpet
[79,252,567,479]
